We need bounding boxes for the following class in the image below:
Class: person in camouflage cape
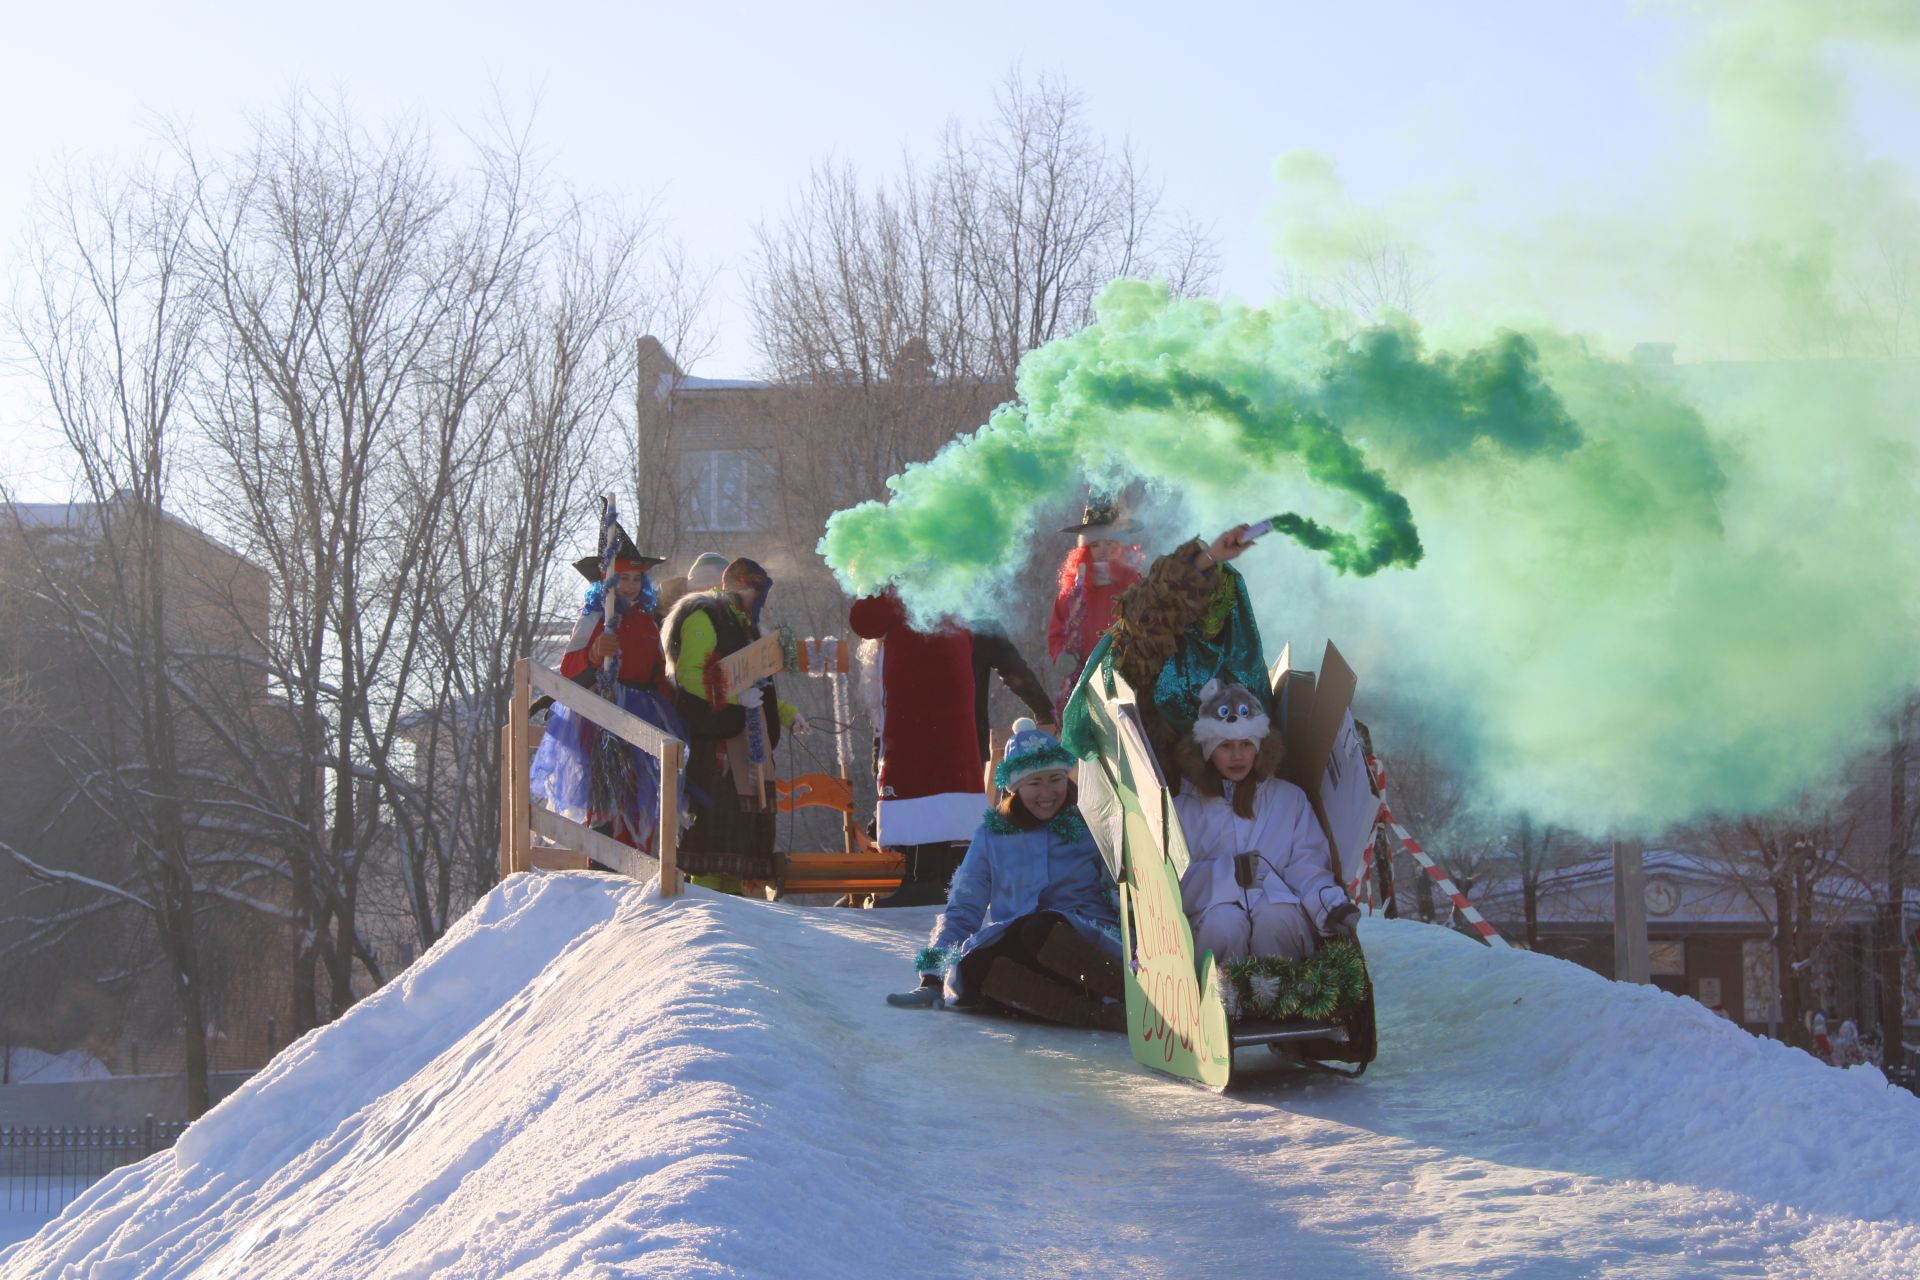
[1061,523,1266,782]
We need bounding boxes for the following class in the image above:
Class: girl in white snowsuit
[886,720,1125,1030]
[1171,679,1359,963]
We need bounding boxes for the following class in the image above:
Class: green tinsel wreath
[1219,939,1367,1023]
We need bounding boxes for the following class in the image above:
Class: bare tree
[1,162,252,1116]
[1697,801,1861,1051]
[1878,699,1919,1063]
[1509,813,1562,950]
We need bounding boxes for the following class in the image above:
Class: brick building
[0,499,299,1082]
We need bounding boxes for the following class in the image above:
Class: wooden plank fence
[499,639,903,899]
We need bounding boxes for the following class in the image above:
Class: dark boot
[1033,921,1125,1001]
[982,957,1127,1032]
[871,842,966,908]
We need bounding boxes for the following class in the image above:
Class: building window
[679,449,776,533]
[1743,940,1777,1024]
[1648,940,1686,976]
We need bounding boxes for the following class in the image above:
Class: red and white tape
[1367,756,1507,948]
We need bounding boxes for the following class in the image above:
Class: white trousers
[1191,899,1316,964]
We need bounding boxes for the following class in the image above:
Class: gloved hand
[885,973,945,1009]
[587,633,620,664]
[1324,902,1362,939]
[789,711,813,735]
[736,685,764,709]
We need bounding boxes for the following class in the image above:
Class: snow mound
[1,1049,112,1084]
[6,877,1920,1279]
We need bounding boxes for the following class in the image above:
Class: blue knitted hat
[995,718,1075,791]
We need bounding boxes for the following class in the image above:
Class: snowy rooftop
[1472,848,1917,926]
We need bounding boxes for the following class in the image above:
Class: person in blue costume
[885,719,1125,1030]
[528,526,689,862]
[1060,523,1264,784]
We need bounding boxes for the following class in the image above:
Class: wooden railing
[498,658,687,896]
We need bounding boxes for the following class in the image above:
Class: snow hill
[7,874,1920,1279]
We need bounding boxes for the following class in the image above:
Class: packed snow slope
[8,874,1920,1279]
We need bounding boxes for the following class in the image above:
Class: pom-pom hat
[686,551,729,591]
[996,717,1076,791]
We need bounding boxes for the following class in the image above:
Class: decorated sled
[1075,641,1381,1088]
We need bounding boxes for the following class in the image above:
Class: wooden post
[1612,835,1649,984]
[510,659,533,876]
[498,724,514,881]
[658,738,683,897]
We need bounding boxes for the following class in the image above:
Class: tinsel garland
[1196,567,1239,638]
[702,647,731,713]
[744,682,771,767]
[914,945,952,975]
[588,585,640,823]
[980,807,1090,840]
[1218,939,1367,1023]
[775,622,798,674]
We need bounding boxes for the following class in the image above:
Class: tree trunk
[1884,715,1910,1065]
[1773,875,1806,1048]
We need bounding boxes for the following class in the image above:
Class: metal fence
[2,1116,189,1216]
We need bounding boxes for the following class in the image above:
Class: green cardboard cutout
[1076,669,1231,1088]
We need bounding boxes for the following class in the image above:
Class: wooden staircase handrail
[499,658,686,896]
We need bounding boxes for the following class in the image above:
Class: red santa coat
[849,592,982,846]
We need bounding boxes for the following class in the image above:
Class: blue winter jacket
[929,808,1121,1001]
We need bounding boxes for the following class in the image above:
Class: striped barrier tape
[1369,755,1507,948]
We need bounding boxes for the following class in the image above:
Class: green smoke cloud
[821,280,1581,611]
[823,2,1920,836]
[1258,0,1920,832]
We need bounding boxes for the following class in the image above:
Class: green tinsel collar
[1218,938,1368,1024]
[981,807,1089,840]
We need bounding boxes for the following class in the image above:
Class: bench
[768,849,908,901]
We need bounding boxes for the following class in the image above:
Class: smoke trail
[821,281,1580,615]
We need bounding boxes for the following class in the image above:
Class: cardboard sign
[719,631,786,692]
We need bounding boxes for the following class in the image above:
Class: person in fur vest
[885,720,1125,1031]
[662,557,807,889]
[1060,523,1269,783]
[1171,679,1360,964]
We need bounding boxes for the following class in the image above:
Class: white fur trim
[1191,711,1271,754]
[876,791,986,846]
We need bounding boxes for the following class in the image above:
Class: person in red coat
[850,588,982,904]
[1048,494,1144,719]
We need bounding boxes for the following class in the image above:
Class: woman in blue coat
[886,719,1125,1030]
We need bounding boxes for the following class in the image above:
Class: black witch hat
[1060,493,1134,535]
[572,524,666,581]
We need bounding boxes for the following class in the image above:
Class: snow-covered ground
[5,872,1919,1279]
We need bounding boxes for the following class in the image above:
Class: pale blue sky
[3,0,1913,494]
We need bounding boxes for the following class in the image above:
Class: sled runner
[1075,641,1380,1089]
